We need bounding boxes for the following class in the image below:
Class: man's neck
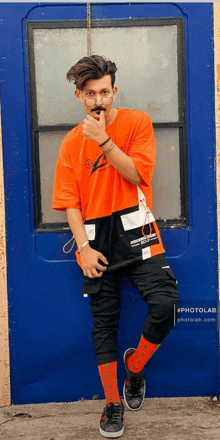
[105,108,118,127]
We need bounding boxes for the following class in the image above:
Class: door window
[27,18,187,230]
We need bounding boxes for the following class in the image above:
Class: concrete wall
[0,110,10,407]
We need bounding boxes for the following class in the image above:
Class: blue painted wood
[0,2,218,404]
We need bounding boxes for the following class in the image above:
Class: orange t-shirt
[52,108,165,269]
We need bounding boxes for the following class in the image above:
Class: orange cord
[62,236,76,254]
[63,219,86,254]
[140,199,153,239]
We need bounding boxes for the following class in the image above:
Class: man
[52,55,179,438]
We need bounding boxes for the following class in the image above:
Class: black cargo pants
[82,254,179,365]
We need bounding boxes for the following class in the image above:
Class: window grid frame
[26,18,188,232]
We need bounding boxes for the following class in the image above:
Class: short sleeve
[52,140,81,211]
[128,113,156,187]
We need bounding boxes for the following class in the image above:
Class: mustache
[91,106,107,113]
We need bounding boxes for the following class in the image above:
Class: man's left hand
[82,111,107,145]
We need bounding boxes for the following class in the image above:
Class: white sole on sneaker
[99,426,124,438]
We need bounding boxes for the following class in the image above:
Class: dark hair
[66,55,117,90]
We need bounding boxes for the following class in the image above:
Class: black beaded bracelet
[99,137,110,147]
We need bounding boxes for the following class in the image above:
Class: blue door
[0,2,218,404]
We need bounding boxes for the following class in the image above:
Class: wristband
[99,137,110,147]
[103,142,114,155]
[78,240,89,254]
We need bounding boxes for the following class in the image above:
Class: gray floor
[0,397,220,440]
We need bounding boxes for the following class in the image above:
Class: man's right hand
[80,245,109,278]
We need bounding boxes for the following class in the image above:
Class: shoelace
[105,403,122,425]
[128,373,143,396]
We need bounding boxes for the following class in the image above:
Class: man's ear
[112,86,117,100]
[75,89,83,103]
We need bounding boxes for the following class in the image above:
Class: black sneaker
[99,401,124,438]
[123,348,146,411]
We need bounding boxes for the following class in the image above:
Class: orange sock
[127,335,160,373]
[98,361,121,404]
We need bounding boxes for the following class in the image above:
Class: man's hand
[80,245,109,278]
[82,111,107,145]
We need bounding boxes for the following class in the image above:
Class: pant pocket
[162,267,177,283]
[81,276,102,296]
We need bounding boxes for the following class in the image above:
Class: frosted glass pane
[33,29,87,125]
[39,131,69,224]
[152,128,181,219]
[92,26,178,123]
[39,128,181,225]
[33,25,179,125]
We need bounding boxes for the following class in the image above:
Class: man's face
[75,75,117,120]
